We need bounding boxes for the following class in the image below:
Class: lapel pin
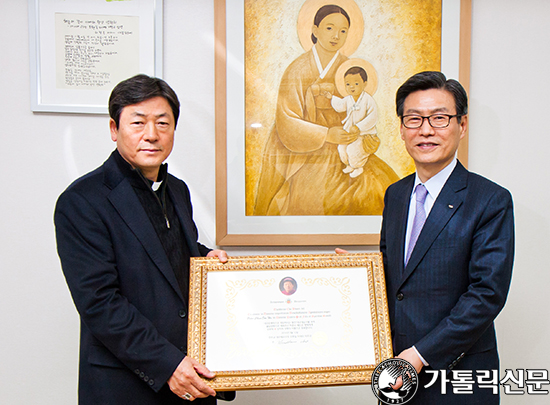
[448,204,454,209]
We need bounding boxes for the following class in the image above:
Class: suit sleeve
[54,190,184,392]
[415,187,515,370]
[379,191,389,271]
[198,243,211,257]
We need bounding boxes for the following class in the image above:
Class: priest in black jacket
[55,74,235,404]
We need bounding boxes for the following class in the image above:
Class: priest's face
[110,96,175,181]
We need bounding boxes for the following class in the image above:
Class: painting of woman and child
[245,0,442,216]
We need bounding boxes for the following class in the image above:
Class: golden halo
[297,0,364,56]
[335,58,378,97]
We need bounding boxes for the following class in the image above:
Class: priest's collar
[113,149,168,190]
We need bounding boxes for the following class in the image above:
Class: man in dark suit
[379,71,514,403]
[55,75,235,404]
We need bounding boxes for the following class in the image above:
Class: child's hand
[321,90,332,99]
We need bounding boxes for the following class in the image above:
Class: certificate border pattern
[188,253,393,390]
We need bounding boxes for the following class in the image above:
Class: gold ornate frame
[215,0,472,246]
[187,253,392,390]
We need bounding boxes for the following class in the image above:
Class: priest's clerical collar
[145,162,168,191]
[113,149,168,190]
[152,181,162,191]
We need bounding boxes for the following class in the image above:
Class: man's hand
[397,347,424,373]
[168,357,216,401]
[388,348,424,391]
[206,249,228,263]
[335,248,349,254]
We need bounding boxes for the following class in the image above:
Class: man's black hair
[109,74,180,128]
[396,71,468,121]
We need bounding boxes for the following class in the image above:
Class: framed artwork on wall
[215,0,471,246]
[28,0,163,114]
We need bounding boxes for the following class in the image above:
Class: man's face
[400,88,467,181]
[284,281,294,293]
[110,96,175,181]
[344,73,366,97]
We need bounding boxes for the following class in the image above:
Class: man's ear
[109,119,118,142]
[459,115,468,140]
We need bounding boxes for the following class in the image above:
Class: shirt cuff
[412,345,429,367]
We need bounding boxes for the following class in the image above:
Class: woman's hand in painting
[349,125,361,136]
[327,126,357,145]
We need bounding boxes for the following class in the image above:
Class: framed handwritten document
[188,253,393,390]
[28,0,163,114]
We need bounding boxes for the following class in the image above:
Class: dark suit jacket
[380,161,514,403]
[55,151,228,404]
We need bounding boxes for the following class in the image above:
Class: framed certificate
[188,253,392,390]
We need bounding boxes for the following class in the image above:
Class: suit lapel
[392,176,414,276]
[104,155,184,301]
[401,162,468,284]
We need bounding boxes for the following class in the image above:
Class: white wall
[0,1,548,404]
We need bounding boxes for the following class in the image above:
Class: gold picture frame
[187,253,392,390]
[215,0,471,246]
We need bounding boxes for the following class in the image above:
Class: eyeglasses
[401,114,463,129]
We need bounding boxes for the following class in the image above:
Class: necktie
[405,184,428,266]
